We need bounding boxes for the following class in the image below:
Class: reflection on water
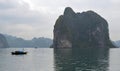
[1,48,120,71]
[54,48,109,71]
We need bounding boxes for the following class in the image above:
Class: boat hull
[11,51,27,55]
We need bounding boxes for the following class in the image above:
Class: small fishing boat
[11,51,27,55]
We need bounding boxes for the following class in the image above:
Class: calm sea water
[0,48,120,71]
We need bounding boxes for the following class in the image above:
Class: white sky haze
[0,0,120,41]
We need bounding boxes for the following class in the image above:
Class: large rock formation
[52,7,115,48]
[0,34,9,48]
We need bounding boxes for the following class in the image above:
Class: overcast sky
[0,0,120,40]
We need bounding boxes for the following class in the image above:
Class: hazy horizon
[0,0,120,41]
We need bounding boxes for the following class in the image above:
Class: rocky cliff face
[52,7,115,48]
[0,34,9,48]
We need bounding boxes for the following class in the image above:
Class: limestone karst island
[0,34,9,48]
[52,7,116,48]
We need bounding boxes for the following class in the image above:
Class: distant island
[0,34,9,48]
[4,34,53,48]
[52,7,116,48]
[114,40,120,47]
